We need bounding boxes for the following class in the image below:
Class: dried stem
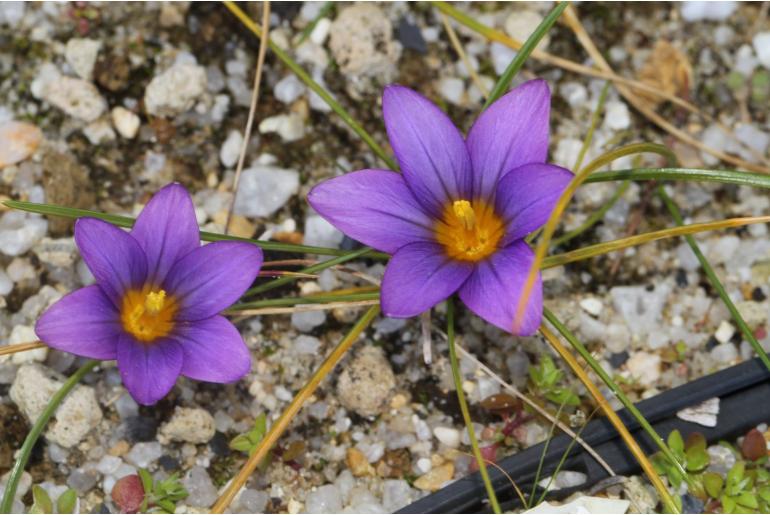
[539,324,680,513]
[211,306,379,512]
[224,0,271,234]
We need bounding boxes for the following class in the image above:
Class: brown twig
[0,341,46,357]
[224,1,271,234]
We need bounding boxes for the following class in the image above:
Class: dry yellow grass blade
[560,5,769,173]
[211,306,380,513]
[434,2,770,173]
[0,341,46,357]
[539,324,680,513]
[542,214,770,269]
[225,0,271,234]
[455,344,615,476]
[230,299,379,316]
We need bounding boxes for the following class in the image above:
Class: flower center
[435,199,505,262]
[120,286,178,342]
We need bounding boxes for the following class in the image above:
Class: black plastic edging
[399,355,770,514]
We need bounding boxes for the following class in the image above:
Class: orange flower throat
[121,285,178,342]
[435,199,504,262]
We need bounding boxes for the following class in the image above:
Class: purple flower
[36,183,263,405]
[308,80,572,335]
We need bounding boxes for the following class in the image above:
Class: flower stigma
[435,199,505,262]
[121,286,177,342]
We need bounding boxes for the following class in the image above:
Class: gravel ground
[1,1,770,513]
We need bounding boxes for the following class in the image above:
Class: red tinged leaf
[741,428,767,461]
[111,474,145,514]
[469,444,499,472]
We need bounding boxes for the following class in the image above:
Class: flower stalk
[446,298,501,513]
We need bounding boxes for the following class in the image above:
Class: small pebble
[111,107,140,139]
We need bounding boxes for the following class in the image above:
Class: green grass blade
[585,168,770,189]
[245,246,375,297]
[446,298,501,513]
[543,308,691,487]
[658,187,770,374]
[482,1,568,107]
[573,81,610,171]
[294,1,333,46]
[0,361,99,512]
[3,199,388,259]
[552,180,630,247]
[230,290,379,311]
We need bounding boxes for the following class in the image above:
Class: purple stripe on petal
[467,79,551,201]
[164,241,263,321]
[383,85,472,215]
[458,241,542,336]
[381,241,473,318]
[35,285,121,360]
[131,183,200,285]
[174,316,251,383]
[75,218,147,306]
[496,163,574,245]
[117,334,182,405]
[308,169,434,254]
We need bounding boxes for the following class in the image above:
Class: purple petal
[35,285,121,360]
[458,241,542,335]
[164,241,263,321]
[307,169,434,254]
[496,163,574,245]
[131,183,200,285]
[381,242,473,318]
[467,79,551,200]
[117,334,183,405]
[75,218,147,305]
[174,316,251,383]
[383,85,472,216]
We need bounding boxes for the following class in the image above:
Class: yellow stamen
[452,200,476,230]
[121,286,177,342]
[435,199,505,262]
[145,290,166,314]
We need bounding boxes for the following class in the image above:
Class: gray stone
[291,310,326,333]
[382,479,417,513]
[233,163,299,218]
[305,484,343,514]
[328,4,401,98]
[32,64,106,122]
[304,214,343,248]
[0,211,48,256]
[144,63,207,117]
[158,407,215,444]
[10,364,102,448]
[125,442,163,468]
[232,489,269,513]
[182,467,218,508]
[65,38,101,80]
[337,346,395,417]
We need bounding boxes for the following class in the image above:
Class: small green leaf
[138,468,153,494]
[686,447,710,472]
[155,498,176,513]
[229,434,254,452]
[722,494,737,514]
[254,413,267,437]
[758,486,770,503]
[738,492,759,510]
[703,472,724,498]
[56,489,77,514]
[668,430,685,454]
[31,485,53,514]
[685,432,707,453]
